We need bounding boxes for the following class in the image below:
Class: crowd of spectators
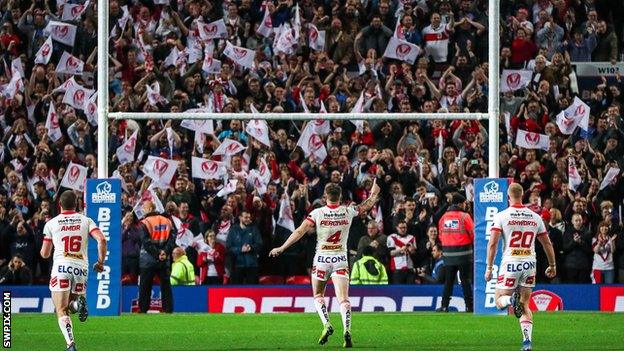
[1,0,624,287]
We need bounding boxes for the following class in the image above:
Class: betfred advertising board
[600,287,624,312]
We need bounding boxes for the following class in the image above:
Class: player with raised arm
[485,183,556,351]
[270,180,380,348]
[40,190,108,351]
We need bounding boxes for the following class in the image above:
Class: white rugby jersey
[43,211,99,266]
[491,205,547,262]
[306,204,359,254]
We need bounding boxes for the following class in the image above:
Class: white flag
[34,36,53,64]
[56,51,84,75]
[115,130,138,165]
[293,3,301,40]
[248,169,268,195]
[256,8,273,37]
[246,118,271,147]
[311,119,330,135]
[62,82,94,110]
[556,96,590,135]
[213,138,246,156]
[194,132,207,153]
[181,119,214,134]
[143,156,180,186]
[374,204,383,232]
[202,55,222,74]
[297,123,327,163]
[146,82,167,105]
[133,186,165,219]
[188,39,203,64]
[62,1,90,21]
[45,103,63,142]
[217,179,238,198]
[11,58,24,78]
[257,157,272,184]
[500,70,532,93]
[276,196,295,231]
[515,129,549,151]
[84,90,97,126]
[383,36,420,64]
[223,41,255,69]
[198,19,228,40]
[437,132,444,161]
[163,47,179,68]
[568,157,582,192]
[274,24,297,55]
[308,24,325,51]
[60,162,87,192]
[166,127,175,155]
[191,157,227,180]
[53,76,77,94]
[2,70,24,99]
[45,21,77,47]
[350,92,365,133]
[600,167,620,191]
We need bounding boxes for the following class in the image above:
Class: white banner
[383,36,420,64]
[500,70,532,93]
[60,162,88,191]
[62,83,94,110]
[191,157,227,180]
[198,19,228,40]
[515,129,549,151]
[142,156,179,186]
[45,21,77,47]
[56,51,84,75]
[223,41,255,69]
[573,62,624,76]
[213,138,246,156]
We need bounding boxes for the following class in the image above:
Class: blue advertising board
[473,178,509,315]
[85,179,122,316]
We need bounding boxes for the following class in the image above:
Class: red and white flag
[194,132,207,154]
[163,47,179,68]
[256,8,273,37]
[223,41,255,69]
[246,114,271,147]
[202,55,221,74]
[187,40,203,64]
[276,196,295,231]
[383,36,420,64]
[568,157,582,192]
[311,119,330,135]
[35,36,53,65]
[293,3,301,40]
[45,21,77,47]
[60,162,87,192]
[374,204,383,232]
[297,123,327,163]
[181,119,214,134]
[216,179,238,198]
[84,91,97,126]
[146,82,167,105]
[308,24,325,51]
[350,92,365,133]
[143,156,179,186]
[62,1,90,21]
[62,82,93,110]
[274,24,297,55]
[437,132,444,161]
[11,58,24,78]
[45,103,63,142]
[191,157,227,180]
[247,169,268,195]
[600,167,620,191]
[515,129,549,151]
[53,76,77,94]
[198,19,228,40]
[257,157,272,184]
[133,185,165,219]
[500,70,532,93]
[213,138,246,156]
[556,96,590,134]
[115,130,138,165]
[56,51,84,75]
[2,70,24,99]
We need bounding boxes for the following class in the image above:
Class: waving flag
[293,3,301,40]
[248,169,268,195]
[556,97,590,135]
[34,36,53,64]
[115,130,138,165]
[84,90,97,126]
[45,21,77,47]
[191,157,227,180]
[60,162,87,191]
[500,70,532,93]
[276,196,295,231]
[143,156,179,186]
[568,157,582,192]
[146,82,167,105]
[217,179,238,198]
[383,36,421,64]
[246,118,271,147]
[515,129,549,151]
[62,1,90,21]
[62,82,94,110]
[213,138,246,156]
[56,51,84,75]
[600,167,620,191]
[198,19,228,40]
[202,55,221,74]
[223,41,255,69]
[2,70,24,99]
[181,119,214,134]
[11,58,24,78]
[256,8,273,37]
[45,103,63,142]
[350,92,365,133]
[297,123,327,163]
[194,132,207,154]
[274,24,297,55]
[53,76,77,94]
[308,24,325,51]
[133,185,165,219]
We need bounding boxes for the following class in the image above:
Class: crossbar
[108,112,489,121]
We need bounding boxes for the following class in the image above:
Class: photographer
[417,244,445,284]
[0,254,33,285]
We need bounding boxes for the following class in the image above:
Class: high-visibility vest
[171,255,196,285]
[351,256,388,285]
[141,214,174,244]
[438,210,474,260]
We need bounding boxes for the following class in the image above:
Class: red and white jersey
[491,205,547,262]
[306,204,359,254]
[43,211,99,267]
[439,94,464,109]
[387,234,416,270]
[422,23,451,63]
[592,238,614,271]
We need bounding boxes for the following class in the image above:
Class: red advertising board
[600,287,624,312]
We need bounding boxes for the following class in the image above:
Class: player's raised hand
[484,269,492,282]
[93,261,104,273]
[545,265,557,278]
[269,247,283,257]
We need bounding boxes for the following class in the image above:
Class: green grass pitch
[10,312,624,350]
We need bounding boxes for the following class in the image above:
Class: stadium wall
[4,285,623,313]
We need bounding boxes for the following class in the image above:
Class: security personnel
[350,246,388,284]
[437,193,474,312]
[170,247,196,286]
[138,200,176,313]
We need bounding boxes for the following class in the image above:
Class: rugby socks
[520,317,533,342]
[68,299,78,314]
[339,301,351,332]
[58,315,75,346]
[314,297,331,326]
[497,295,512,309]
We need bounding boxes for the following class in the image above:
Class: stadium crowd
[1,0,624,287]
